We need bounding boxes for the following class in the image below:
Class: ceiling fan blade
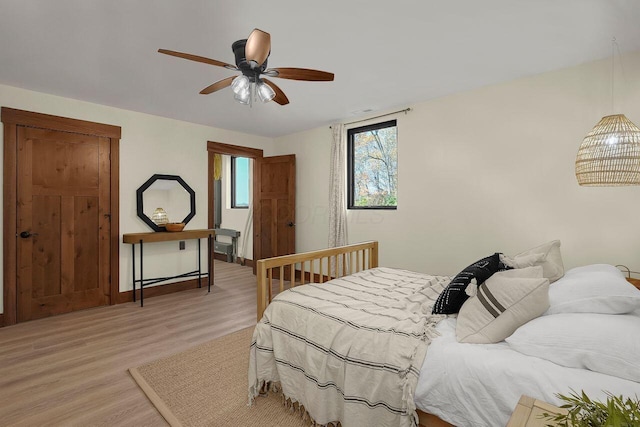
[200,76,235,94]
[158,49,236,70]
[262,78,290,105]
[245,28,271,66]
[269,67,334,81]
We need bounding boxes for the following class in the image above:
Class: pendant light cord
[610,37,628,114]
[611,37,616,113]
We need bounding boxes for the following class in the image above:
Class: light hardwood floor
[0,260,258,426]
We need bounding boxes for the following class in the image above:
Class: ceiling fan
[158,28,334,106]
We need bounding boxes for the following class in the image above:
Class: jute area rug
[129,327,304,427]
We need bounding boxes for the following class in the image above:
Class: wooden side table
[122,229,215,306]
[506,395,567,427]
[626,277,640,290]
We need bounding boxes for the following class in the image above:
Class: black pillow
[432,253,510,315]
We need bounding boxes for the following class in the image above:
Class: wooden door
[16,127,111,321]
[253,155,296,267]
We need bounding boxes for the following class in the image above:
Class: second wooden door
[253,155,296,266]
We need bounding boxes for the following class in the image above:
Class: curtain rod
[330,107,412,128]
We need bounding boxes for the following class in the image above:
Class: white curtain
[329,123,348,250]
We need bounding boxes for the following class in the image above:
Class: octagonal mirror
[136,174,196,231]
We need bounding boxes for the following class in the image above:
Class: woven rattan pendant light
[575,114,640,186]
[575,38,640,186]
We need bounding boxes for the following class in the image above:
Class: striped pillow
[456,266,549,344]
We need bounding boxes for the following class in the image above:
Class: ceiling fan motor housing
[232,39,268,81]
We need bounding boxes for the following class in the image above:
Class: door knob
[19,231,38,238]
[287,222,295,227]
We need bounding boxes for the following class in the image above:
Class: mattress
[414,317,640,427]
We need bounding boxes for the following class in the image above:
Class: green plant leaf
[546,390,640,427]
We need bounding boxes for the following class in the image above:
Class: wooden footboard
[256,241,378,321]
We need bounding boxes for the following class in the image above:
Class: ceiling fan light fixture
[231,75,250,95]
[257,81,276,103]
[234,87,251,105]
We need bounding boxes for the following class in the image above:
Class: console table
[122,229,215,306]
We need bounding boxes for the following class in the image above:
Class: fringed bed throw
[248,267,449,427]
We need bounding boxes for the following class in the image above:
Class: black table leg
[140,240,144,307]
[197,239,202,288]
[132,244,136,303]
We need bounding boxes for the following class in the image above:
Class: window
[231,156,250,208]
[347,120,398,209]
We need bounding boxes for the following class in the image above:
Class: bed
[248,241,640,427]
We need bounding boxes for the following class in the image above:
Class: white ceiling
[1,0,640,138]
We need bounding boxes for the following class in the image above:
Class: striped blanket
[248,267,450,427]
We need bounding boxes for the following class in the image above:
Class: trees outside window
[231,156,249,208]
[347,120,397,209]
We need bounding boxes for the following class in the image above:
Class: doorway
[2,108,120,326]
[207,141,296,270]
[207,141,262,266]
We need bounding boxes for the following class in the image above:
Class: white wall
[0,83,274,313]
[273,50,640,277]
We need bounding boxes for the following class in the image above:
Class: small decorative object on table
[165,222,185,232]
[151,207,169,226]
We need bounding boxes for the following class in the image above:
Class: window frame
[347,119,398,210]
[230,156,249,209]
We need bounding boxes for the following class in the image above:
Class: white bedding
[415,317,640,427]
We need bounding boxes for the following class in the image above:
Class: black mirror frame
[136,174,196,232]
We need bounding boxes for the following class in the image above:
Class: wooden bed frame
[256,241,378,321]
[255,240,453,427]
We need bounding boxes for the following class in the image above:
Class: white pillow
[456,266,549,344]
[506,313,640,382]
[501,240,564,283]
[546,264,640,315]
